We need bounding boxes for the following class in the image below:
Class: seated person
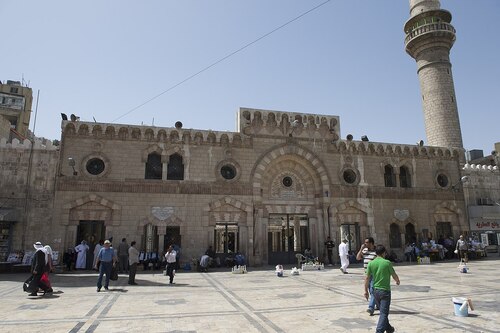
[304,248,315,261]
[404,243,415,262]
[234,253,245,266]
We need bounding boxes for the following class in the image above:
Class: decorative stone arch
[433,201,464,238]
[137,213,184,232]
[390,216,417,248]
[331,200,374,242]
[203,196,253,227]
[63,194,121,227]
[251,143,331,199]
[142,144,164,163]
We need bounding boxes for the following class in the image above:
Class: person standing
[29,242,49,296]
[93,240,103,270]
[164,245,177,285]
[43,245,54,293]
[128,241,139,285]
[324,236,335,266]
[117,238,129,273]
[456,235,468,263]
[365,244,400,333]
[357,237,377,315]
[96,240,117,292]
[75,240,89,270]
[339,239,349,274]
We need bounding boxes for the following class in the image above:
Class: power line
[111,0,332,123]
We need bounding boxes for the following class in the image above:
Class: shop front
[468,205,500,253]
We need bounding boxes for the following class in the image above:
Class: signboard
[470,220,500,231]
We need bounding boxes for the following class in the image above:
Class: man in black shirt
[324,236,335,266]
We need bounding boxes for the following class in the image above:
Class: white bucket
[452,297,469,317]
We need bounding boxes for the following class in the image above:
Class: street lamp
[68,157,77,176]
[451,176,470,192]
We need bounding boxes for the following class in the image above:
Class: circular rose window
[282,176,293,187]
[437,174,449,188]
[220,165,236,180]
[86,158,105,175]
[343,169,357,184]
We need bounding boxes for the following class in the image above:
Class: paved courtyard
[0,257,499,333]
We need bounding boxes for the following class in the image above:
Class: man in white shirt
[128,241,140,285]
[164,245,177,284]
[339,239,349,274]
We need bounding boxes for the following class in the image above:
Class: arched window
[167,153,184,180]
[384,165,396,187]
[400,166,412,188]
[145,153,162,179]
[405,223,416,245]
[389,223,401,248]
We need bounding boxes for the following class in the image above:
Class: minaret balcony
[405,22,456,54]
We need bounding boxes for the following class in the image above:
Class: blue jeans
[368,277,376,310]
[373,289,392,333]
[97,261,112,289]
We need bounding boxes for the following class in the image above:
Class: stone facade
[0,138,58,260]
[48,108,467,266]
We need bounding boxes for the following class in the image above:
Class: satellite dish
[346,134,353,141]
[175,121,183,129]
[61,113,68,121]
[70,114,77,121]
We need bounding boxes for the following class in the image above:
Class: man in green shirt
[365,244,400,333]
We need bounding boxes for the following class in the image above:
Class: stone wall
[0,138,59,253]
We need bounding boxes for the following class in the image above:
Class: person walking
[75,240,89,270]
[324,236,335,266]
[43,245,54,293]
[365,244,400,333]
[128,241,139,285]
[455,235,468,263]
[339,239,349,274]
[117,238,129,273]
[357,237,377,315]
[164,245,177,285]
[28,242,50,296]
[96,240,117,292]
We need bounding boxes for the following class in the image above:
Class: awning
[0,208,17,221]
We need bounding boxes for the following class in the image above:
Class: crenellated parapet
[463,164,499,172]
[61,121,251,147]
[237,107,340,140]
[329,140,460,160]
[0,137,58,150]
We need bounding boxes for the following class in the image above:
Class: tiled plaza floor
[0,257,499,332]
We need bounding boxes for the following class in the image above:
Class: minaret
[404,0,463,148]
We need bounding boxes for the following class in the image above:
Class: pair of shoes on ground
[97,287,109,292]
[128,282,138,285]
[29,292,38,296]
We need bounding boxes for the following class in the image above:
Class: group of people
[94,238,142,291]
[26,241,54,296]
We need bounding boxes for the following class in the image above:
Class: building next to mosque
[0,0,498,267]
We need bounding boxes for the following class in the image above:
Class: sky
[2,0,499,154]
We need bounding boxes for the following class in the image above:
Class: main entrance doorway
[164,226,181,251]
[268,214,309,265]
[77,220,105,269]
[340,223,360,254]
